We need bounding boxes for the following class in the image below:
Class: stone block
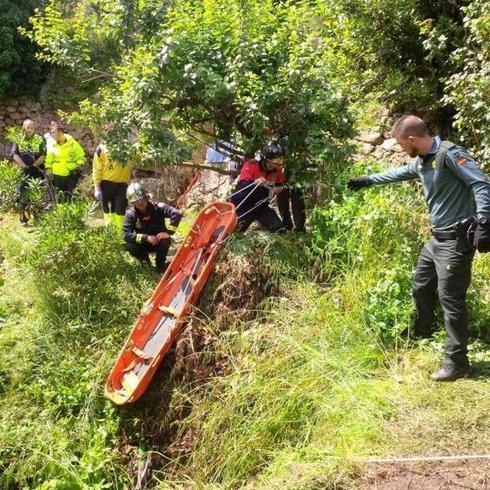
[6,106,17,113]
[360,131,383,145]
[380,138,399,152]
[359,143,374,155]
[373,146,386,159]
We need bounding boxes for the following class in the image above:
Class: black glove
[347,176,372,191]
[474,217,490,253]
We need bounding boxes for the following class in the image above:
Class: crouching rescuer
[348,115,490,382]
[123,183,183,273]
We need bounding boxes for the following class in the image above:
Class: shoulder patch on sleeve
[449,147,475,167]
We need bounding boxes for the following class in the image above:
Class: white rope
[236,197,271,220]
[226,180,261,200]
[366,454,490,464]
[233,181,263,212]
[316,454,490,464]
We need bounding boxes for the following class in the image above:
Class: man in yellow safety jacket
[93,143,131,230]
[45,126,85,201]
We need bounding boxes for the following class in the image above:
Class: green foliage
[0,0,47,97]
[173,285,390,486]
[442,0,490,167]
[333,1,465,125]
[21,202,154,328]
[0,203,158,488]
[27,0,354,173]
[0,180,488,487]
[0,160,23,212]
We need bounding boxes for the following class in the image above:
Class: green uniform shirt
[368,137,490,230]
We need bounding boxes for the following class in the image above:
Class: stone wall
[0,96,96,160]
[354,110,409,167]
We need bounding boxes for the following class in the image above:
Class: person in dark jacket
[230,141,286,233]
[10,119,46,225]
[122,182,183,273]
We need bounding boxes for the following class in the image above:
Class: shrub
[0,160,23,213]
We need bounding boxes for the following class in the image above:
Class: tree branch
[174,161,238,176]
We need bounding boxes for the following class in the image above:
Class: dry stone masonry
[0,96,96,160]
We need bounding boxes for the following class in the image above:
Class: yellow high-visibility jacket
[45,136,85,176]
[92,144,131,187]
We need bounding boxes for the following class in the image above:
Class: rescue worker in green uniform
[45,126,85,201]
[348,115,490,382]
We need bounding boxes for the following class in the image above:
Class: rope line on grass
[366,454,490,464]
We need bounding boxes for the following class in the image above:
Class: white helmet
[126,182,148,204]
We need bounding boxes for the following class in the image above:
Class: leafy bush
[0,160,22,213]
[0,202,157,488]
[20,201,154,329]
[27,0,355,173]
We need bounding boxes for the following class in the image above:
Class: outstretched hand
[347,176,372,191]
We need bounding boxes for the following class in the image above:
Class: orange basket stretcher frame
[105,201,237,405]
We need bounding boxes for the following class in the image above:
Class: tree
[26,0,355,180]
[334,0,473,132]
[0,0,47,97]
[442,0,490,166]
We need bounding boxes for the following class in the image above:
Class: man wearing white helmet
[122,182,183,273]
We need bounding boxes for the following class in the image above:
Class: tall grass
[157,165,489,488]
[0,202,157,488]
[0,171,488,489]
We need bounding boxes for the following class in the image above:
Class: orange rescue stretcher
[105,202,237,405]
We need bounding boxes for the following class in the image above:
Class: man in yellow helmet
[92,141,131,230]
[45,125,85,201]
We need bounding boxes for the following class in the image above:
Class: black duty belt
[432,229,457,240]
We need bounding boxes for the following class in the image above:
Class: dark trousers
[52,173,80,202]
[125,238,171,272]
[16,167,44,222]
[277,186,306,231]
[236,203,284,233]
[100,180,127,215]
[412,237,474,366]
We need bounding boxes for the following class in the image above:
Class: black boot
[431,362,471,382]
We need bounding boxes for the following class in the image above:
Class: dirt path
[359,460,490,489]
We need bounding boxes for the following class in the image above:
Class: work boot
[430,362,471,382]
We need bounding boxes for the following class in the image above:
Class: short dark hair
[392,115,428,138]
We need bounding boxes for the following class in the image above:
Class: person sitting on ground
[10,119,46,225]
[230,141,286,233]
[45,125,85,201]
[122,182,183,273]
[92,128,131,231]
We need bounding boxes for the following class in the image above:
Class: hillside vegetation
[0,163,488,488]
[0,0,489,488]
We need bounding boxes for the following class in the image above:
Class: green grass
[0,179,488,489]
